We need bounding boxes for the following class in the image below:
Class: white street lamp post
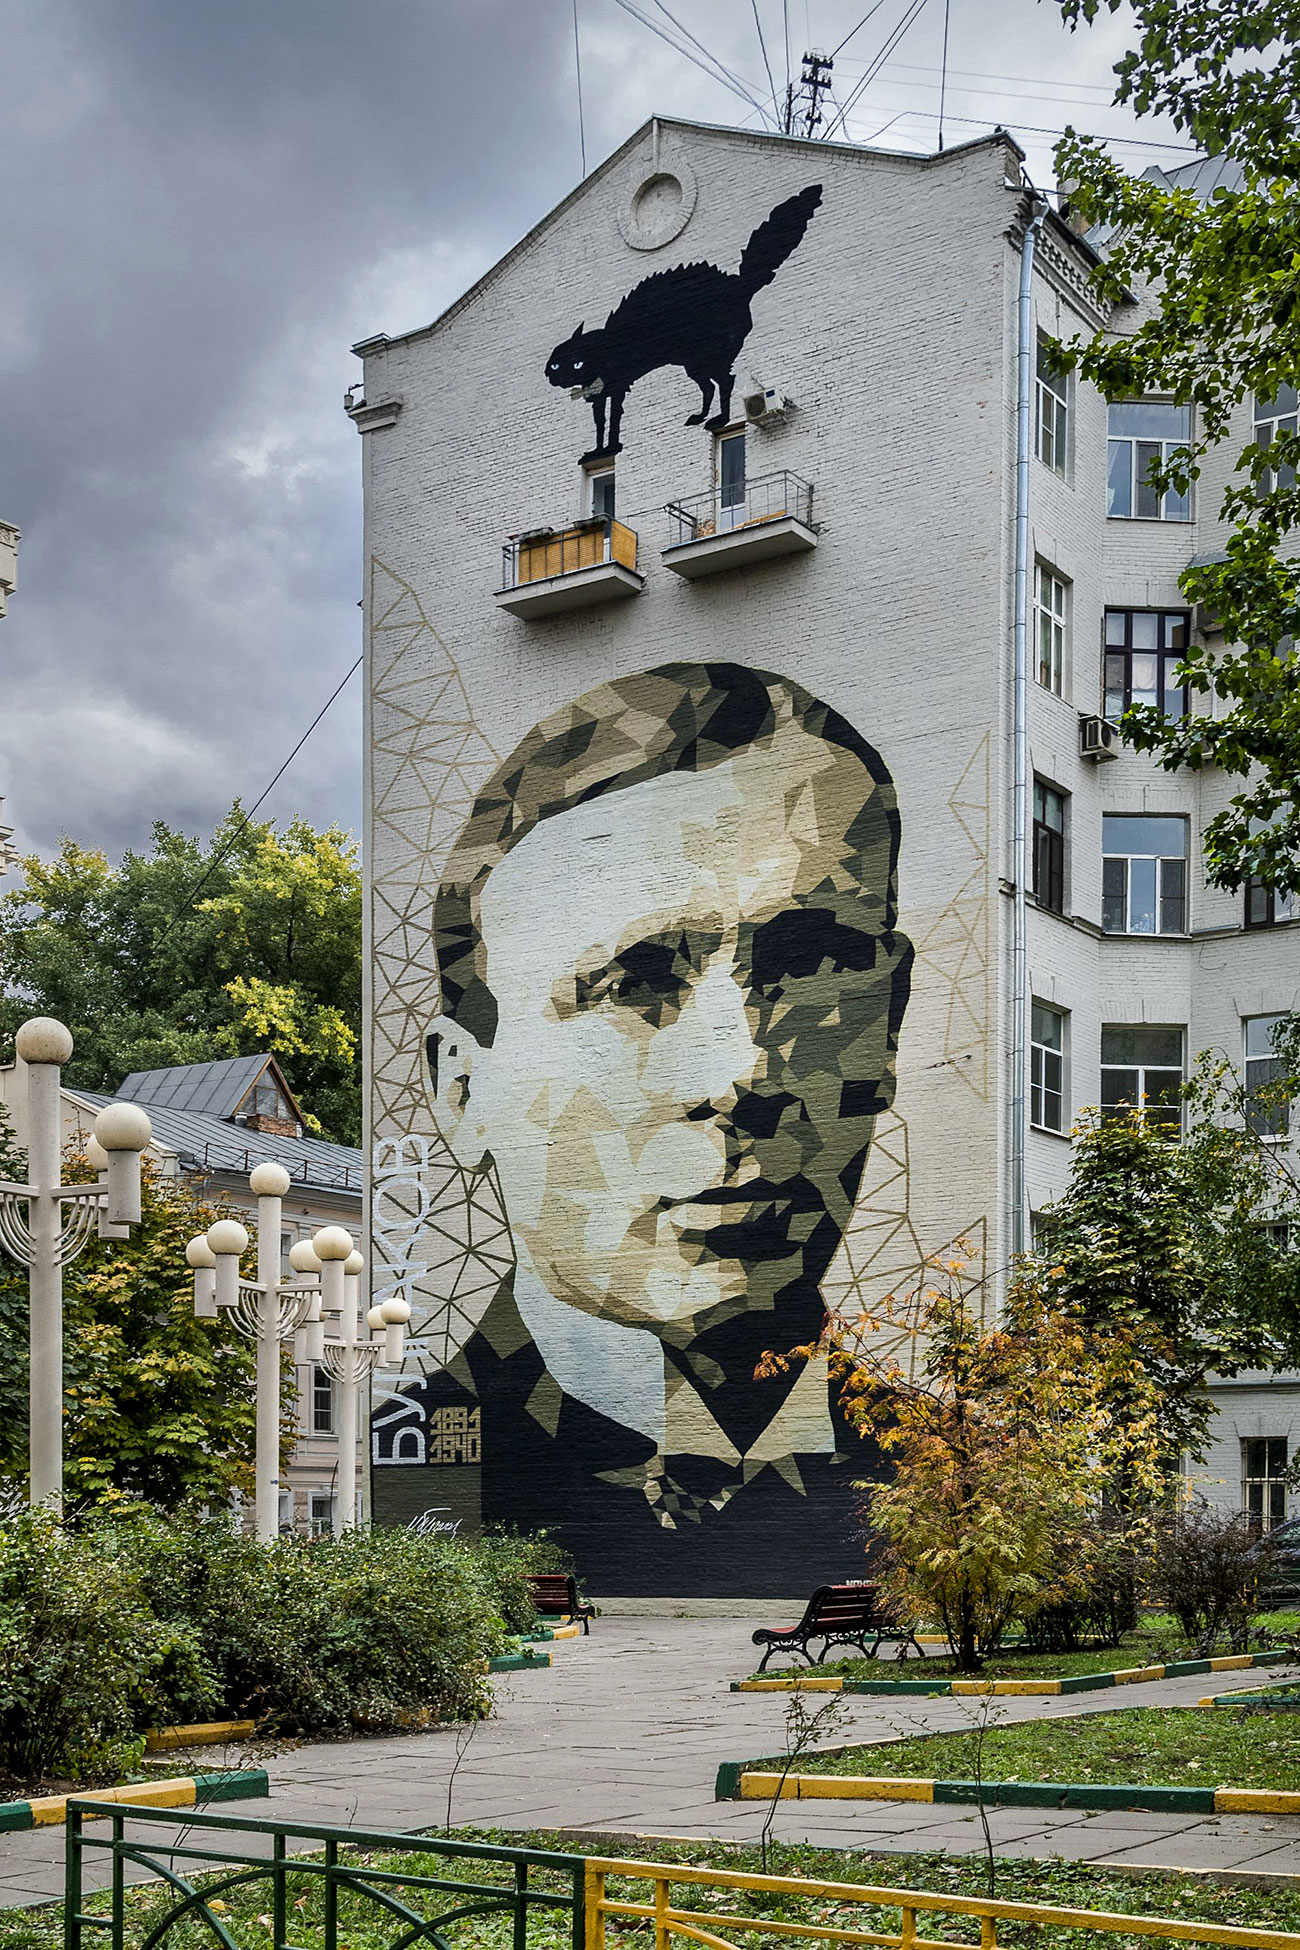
[187,1162,321,1543]
[303,1225,409,1536]
[0,1017,152,1512]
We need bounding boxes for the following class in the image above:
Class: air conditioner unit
[1079,713,1119,761]
[743,384,792,426]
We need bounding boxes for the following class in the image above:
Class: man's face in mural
[429,718,908,1344]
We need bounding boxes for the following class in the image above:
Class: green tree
[1051,0,1300,892]
[0,809,361,1141]
[1023,1107,1300,1495]
[0,1153,263,1512]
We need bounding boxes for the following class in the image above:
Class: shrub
[0,1512,152,1781]
[1153,1499,1270,1655]
[1020,1512,1139,1652]
[0,1505,564,1781]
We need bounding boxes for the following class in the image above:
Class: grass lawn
[753,1614,1300,1684]
[791,1706,1300,1787]
[12,1830,1300,1950]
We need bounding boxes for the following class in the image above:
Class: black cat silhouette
[545,184,823,461]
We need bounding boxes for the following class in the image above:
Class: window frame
[1100,1022,1185,1135]
[311,1364,335,1435]
[1106,399,1193,521]
[1034,561,1069,697]
[715,427,747,530]
[1245,876,1298,928]
[1032,778,1067,915]
[1243,1435,1288,1534]
[1101,813,1189,937]
[1103,609,1191,725]
[308,1490,337,1536]
[1245,1013,1291,1140]
[584,460,616,522]
[1030,1001,1067,1134]
[1035,335,1069,477]
[1254,388,1298,496]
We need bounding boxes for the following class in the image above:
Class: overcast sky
[0,0,1189,866]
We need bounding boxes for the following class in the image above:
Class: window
[1246,876,1298,928]
[1035,563,1068,696]
[277,1489,295,1535]
[308,1490,337,1537]
[1255,387,1298,495]
[1030,1003,1066,1133]
[1032,780,1066,914]
[236,1075,296,1125]
[1100,1023,1184,1131]
[1104,609,1189,723]
[1244,1436,1288,1533]
[1035,336,1069,475]
[1245,1014,1291,1139]
[1101,815,1187,935]
[312,1365,334,1435]
[586,463,615,521]
[717,429,746,529]
[1107,400,1192,519]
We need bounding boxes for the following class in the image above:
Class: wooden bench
[751,1581,923,1671]
[525,1572,596,1634]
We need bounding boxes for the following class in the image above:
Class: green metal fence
[63,1801,584,1950]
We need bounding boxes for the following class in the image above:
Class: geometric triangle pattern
[367,561,512,1373]
[911,731,991,1099]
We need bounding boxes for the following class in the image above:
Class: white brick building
[352,119,1298,1594]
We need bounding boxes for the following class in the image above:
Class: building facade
[353,119,1298,1594]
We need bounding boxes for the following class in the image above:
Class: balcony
[495,517,644,618]
[661,471,817,580]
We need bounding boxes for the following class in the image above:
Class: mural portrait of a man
[417,661,912,1591]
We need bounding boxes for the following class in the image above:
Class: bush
[0,1506,566,1781]
[0,1512,152,1781]
[1153,1499,1269,1655]
[1020,1512,1139,1652]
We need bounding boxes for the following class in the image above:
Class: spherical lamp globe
[15,1018,73,1066]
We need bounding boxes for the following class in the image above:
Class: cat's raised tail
[736,184,824,299]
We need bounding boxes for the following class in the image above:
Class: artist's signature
[406,1506,463,1538]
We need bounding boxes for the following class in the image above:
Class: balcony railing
[665,470,815,548]
[501,517,638,589]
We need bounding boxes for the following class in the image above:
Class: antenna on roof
[783,50,833,137]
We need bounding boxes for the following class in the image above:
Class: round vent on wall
[617,158,698,251]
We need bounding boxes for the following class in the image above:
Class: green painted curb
[0,1801,31,1833]
[934,1779,1215,1813]
[489,1651,551,1672]
[845,1680,952,1695]
[194,1770,269,1804]
[715,1761,746,1799]
[738,1647,1299,1696]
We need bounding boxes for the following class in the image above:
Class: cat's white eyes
[574,360,584,370]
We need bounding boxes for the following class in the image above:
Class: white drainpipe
[1010,195,1047,1266]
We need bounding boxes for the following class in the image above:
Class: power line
[937,0,951,152]
[608,0,773,122]
[823,0,932,141]
[837,102,1201,153]
[647,0,774,120]
[750,0,782,127]
[149,652,363,960]
[573,0,587,176]
[828,0,890,61]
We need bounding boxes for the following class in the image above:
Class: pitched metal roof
[72,1090,363,1199]
[116,1053,274,1119]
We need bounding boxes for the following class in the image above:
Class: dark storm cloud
[0,0,1165,862]
[0,0,586,857]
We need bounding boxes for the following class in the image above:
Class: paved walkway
[3,1615,1300,1910]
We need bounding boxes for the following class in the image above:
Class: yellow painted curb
[1215,1788,1300,1814]
[145,1720,255,1752]
[952,1680,1061,1696]
[739,1772,933,1803]
[737,1677,844,1693]
[30,1778,197,1827]
[549,1623,584,1641]
[1210,1655,1256,1672]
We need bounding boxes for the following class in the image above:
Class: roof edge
[352,116,1026,359]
